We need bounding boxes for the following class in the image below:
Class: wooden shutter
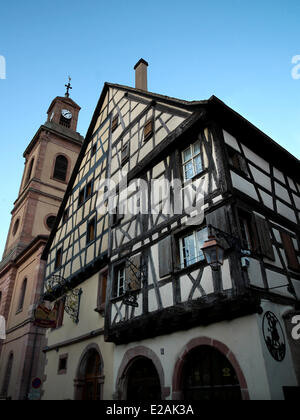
[158,236,173,278]
[280,231,300,271]
[121,143,130,163]
[254,215,275,260]
[112,115,118,132]
[206,207,230,249]
[144,119,153,141]
[126,255,142,291]
[237,155,249,176]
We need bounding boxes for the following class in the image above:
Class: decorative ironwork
[263,311,286,362]
[43,275,82,324]
[122,258,147,308]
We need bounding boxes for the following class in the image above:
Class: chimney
[134,58,149,91]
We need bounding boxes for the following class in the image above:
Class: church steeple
[1,92,83,261]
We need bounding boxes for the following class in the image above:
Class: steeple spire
[65,76,72,98]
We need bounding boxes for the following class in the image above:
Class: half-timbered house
[42,60,300,400]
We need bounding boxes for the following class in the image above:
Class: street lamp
[202,235,225,271]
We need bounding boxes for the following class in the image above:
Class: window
[53,155,68,182]
[87,218,96,244]
[179,227,208,268]
[237,210,275,260]
[113,266,126,298]
[86,181,93,199]
[63,209,69,224]
[17,278,27,312]
[227,147,248,176]
[12,219,20,237]
[238,213,253,250]
[96,269,108,314]
[182,141,203,181]
[112,115,119,133]
[78,182,93,208]
[55,248,62,269]
[144,119,153,141]
[78,189,85,207]
[26,158,34,183]
[58,354,68,375]
[280,231,300,272]
[91,144,97,157]
[121,143,130,164]
[46,215,56,231]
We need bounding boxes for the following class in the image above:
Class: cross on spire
[65,76,72,98]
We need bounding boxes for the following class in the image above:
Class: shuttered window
[254,215,275,260]
[112,115,119,133]
[121,143,130,164]
[87,218,96,244]
[227,147,248,176]
[53,155,68,182]
[280,231,300,272]
[144,119,153,141]
[98,272,108,308]
[158,236,173,277]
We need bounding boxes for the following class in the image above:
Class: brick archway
[172,337,249,400]
[115,346,170,400]
[74,343,105,400]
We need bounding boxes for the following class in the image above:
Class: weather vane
[65,76,72,98]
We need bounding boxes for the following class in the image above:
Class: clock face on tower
[61,109,73,120]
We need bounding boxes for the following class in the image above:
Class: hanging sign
[34,303,58,329]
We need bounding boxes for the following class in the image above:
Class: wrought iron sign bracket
[43,275,83,324]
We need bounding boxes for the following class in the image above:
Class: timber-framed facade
[41,61,300,400]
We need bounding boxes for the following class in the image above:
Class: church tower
[0,81,83,400]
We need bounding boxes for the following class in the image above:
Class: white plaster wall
[258,301,298,400]
[113,315,272,400]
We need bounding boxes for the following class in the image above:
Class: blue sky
[0,0,299,257]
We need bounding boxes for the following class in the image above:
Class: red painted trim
[172,337,249,400]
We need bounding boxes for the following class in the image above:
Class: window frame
[87,217,96,245]
[53,155,68,183]
[182,140,203,181]
[179,226,208,269]
[17,278,27,313]
[113,265,126,298]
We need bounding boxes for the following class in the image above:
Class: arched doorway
[126,357,161,401]
[74,346,104,400]
[182,346,242,401]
